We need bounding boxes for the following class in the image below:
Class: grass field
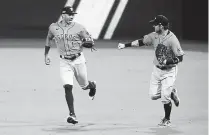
[0,39,208,135]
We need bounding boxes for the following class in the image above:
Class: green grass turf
[0,39,207,135]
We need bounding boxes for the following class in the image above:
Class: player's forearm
[45,34,54,48]
[44,46,50,56]
[124,38,145,47]
[45,36,53,56]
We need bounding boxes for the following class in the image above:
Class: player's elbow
[177,55,183,62]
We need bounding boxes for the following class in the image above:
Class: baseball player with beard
[118,15,184,127]
[44,6,96,124]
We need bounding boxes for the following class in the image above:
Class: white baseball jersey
[46,21,92,56]
[46,21,93,87]
[143,30,184,104]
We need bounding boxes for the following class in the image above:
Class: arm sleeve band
[124,37,145,47]
[138,38,145,46]
[166,55,183,65]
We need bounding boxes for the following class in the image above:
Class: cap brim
[62,11,77,15]
[149,19,156,24]
[67,12,77,15]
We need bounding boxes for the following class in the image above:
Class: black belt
[60,53,81,61]
[156,65,172,70]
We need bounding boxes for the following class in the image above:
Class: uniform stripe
[73,0,115,39]
[104,0,128,39]
[72,0,81,11]
[56,23,67,54]
[98,0,120,39]
[60,0,127,39]
[63,0,80,10]
[65,0,76,7]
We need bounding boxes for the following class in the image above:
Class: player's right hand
[44,56,51,65]
[118,43,125,49]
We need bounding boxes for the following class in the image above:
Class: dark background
[113,0,208,41]
[0,0,66,38]
[0,0,207,41]
[182,0,208,41]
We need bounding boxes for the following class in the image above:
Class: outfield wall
[0,0,207,41]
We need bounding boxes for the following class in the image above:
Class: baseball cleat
[171,88,180,107]
[88,81,96,100]
[158,118,171,127]
[67,114,78,124]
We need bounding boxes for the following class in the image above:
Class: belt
[60,53,81,61]
[156,65,172,70]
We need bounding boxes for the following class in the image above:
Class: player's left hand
[82,38,97,52]
[82,38,94,48]
[45,56,51,65]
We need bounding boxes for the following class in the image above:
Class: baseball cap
[62,6,77,15]
[149,15,169,26]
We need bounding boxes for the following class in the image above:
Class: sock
[125,42,132,47]
[64,85,75,115]
[164,102,172,120]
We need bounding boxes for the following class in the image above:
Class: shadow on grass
[145,126,183,135]
[42,122,183,134]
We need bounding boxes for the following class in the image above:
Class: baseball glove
[82,38,97,51]
[155,44,175,65]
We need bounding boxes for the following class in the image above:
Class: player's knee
[161,94,172,104]
[89,81,96,89]
[162,100,171,104]
[64,84,73,91]
[82,81,95,90]
[150,95,161,100]
[151,96,158,100]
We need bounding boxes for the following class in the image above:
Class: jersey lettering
[48,22,92,55]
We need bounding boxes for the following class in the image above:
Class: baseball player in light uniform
[44,6,96,124]
[118,15,184,126]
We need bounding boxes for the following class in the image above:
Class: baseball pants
[149,65,178,104]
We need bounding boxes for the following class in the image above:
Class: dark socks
[125,42,132,47]
[164,102,172,120]
[64,85,75,115]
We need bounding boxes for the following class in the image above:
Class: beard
[65,19,72,25]
[155,29,162,34]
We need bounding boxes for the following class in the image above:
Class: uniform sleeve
[143,32,154,46]
[79,27,92,39]
[170,35,185,56]
[79,26,94,46]
[46,24,54,47]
